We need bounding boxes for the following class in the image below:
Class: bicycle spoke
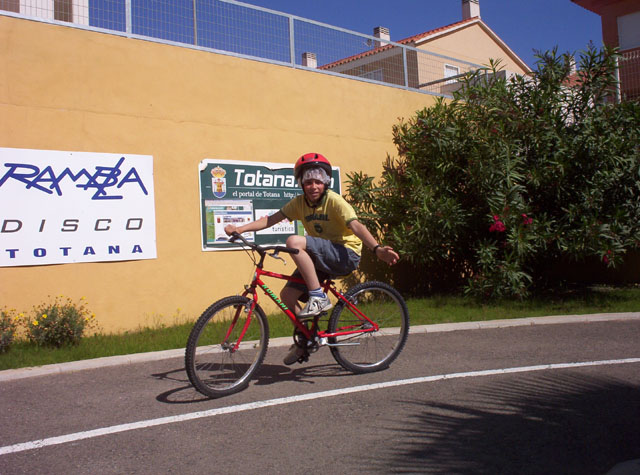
[186,296,268,398]
[328,281,409,373]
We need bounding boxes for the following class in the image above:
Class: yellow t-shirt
[281,190,362,255]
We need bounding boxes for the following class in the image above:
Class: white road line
[1,357,639,456]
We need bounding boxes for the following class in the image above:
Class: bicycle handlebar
[229,232,299,256]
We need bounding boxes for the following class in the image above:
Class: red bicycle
[185,232,409,398]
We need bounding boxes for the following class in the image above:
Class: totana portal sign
[198,159,340,250]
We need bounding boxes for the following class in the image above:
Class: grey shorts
[284,236,360,293]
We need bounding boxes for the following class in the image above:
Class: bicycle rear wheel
[185,295,269,398]
[328,281,409,374]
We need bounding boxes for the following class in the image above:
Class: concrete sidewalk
[1,312,638,382]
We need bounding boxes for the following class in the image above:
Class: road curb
[1,312,638,382]
[410,312,640,334]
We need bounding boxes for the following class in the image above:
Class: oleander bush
[346,45,640,299]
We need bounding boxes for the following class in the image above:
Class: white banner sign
[0,148,157,267]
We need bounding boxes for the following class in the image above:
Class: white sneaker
[298,294,332,318]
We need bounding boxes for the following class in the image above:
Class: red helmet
[294,153,332,182]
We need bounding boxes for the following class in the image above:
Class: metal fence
[0,0,482,97]
[619,48,640,102]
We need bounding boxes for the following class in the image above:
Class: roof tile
[320,17,479,69]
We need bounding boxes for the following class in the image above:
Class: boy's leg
[280,236,358,365]
[285,235,331,318]
[281,286,304,316]
[279,280,306,365]
[286,235,320,290]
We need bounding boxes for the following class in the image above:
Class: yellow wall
[0,16,437,332]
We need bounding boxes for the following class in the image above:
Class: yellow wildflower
[32,320,39,326]
[42,314,48,319]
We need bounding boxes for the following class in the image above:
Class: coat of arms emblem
[211,166,226,198]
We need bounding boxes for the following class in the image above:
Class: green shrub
[25,296,97,347]
[0,307,20,353]
[346,46,640,299]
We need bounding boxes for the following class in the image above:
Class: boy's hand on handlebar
[377,246,399,266]
[224,224,237,236]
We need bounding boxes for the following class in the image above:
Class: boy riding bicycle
[224,153,399,364]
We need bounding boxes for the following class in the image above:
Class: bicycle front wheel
[328,281,409,374]
[185,295,269,398]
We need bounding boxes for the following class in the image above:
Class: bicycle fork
[222,299,255,353]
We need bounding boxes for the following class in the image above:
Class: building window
[55,0,73,22]
[0,0,19,13]
[618,11,640,51]
[444,64,460,84]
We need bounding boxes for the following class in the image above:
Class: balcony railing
[1,0,483,97]
[619,48,640,102]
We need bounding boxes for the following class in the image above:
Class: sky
[236,0,604,70]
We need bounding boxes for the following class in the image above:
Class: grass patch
[407,286,640,325]
[0,322,194,371]
[1,285,638,371]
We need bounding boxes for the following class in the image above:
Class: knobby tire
[328,281,409,373]
[185,295,269,398]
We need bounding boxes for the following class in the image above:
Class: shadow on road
[377,371,640,474]
[151,362,348,403]
[253,362,348,386]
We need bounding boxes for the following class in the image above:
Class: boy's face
[302,179,325,204]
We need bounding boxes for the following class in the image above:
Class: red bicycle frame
[236,265,379,346]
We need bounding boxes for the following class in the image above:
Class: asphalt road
[1,316,639,474]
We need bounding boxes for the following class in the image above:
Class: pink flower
[521,214,533,226]
[489,215,506,232]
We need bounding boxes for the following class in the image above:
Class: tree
[346,46,640,298]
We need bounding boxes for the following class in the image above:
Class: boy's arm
[348,219,399,266]
[225,211,286,236]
